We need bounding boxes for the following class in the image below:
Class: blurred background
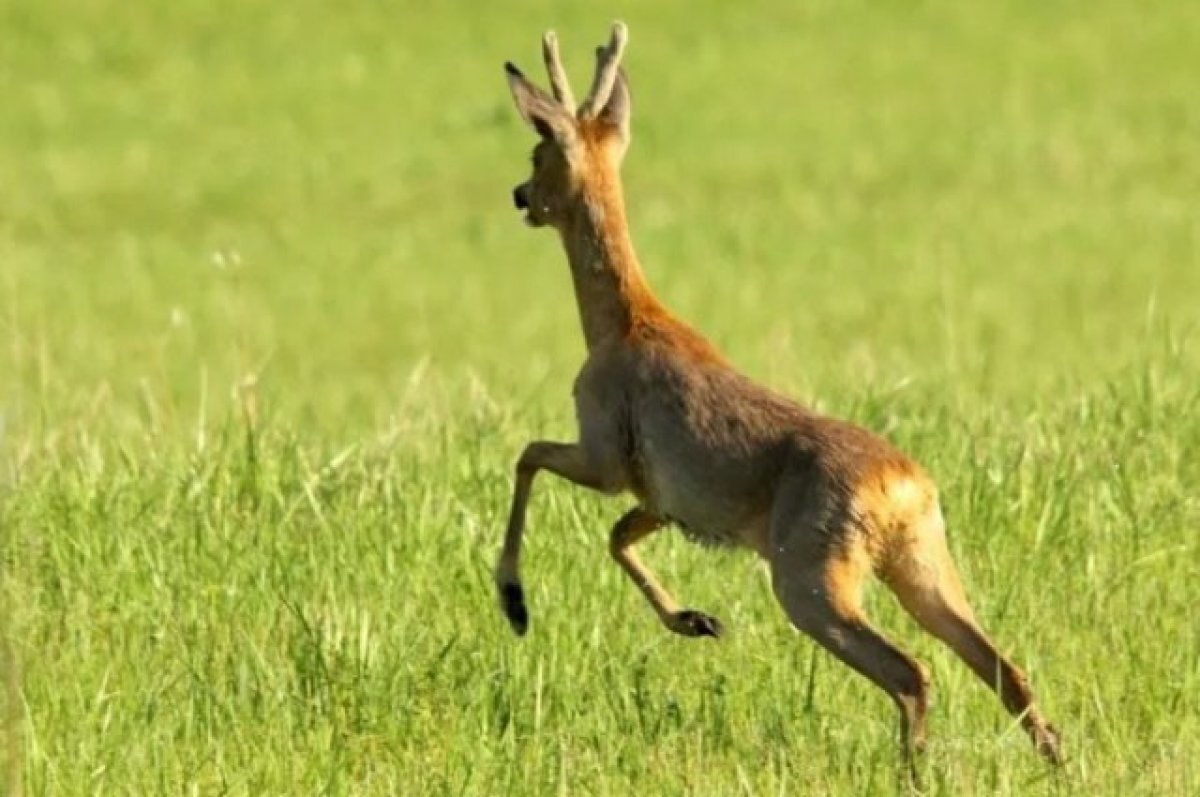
[2,2,1198,794]
[4,0,1197,442]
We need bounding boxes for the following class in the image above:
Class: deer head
[505,22,632,229]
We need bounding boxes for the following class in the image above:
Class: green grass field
[3,0,1199,794]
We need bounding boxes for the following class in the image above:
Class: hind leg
[771,548,930,777]
[882,533,1062,764]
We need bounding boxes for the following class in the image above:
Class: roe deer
[494,21,1062,773]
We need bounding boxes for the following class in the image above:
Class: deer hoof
[671,609,723,638]
[1035,723,1063,766]
[499,582,529,636]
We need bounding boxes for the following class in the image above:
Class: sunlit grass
[2,1,1199,794]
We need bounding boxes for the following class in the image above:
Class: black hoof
[499,582,528,636]
[674,609,723,638]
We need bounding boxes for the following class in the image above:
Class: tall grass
[3,1,1198,794]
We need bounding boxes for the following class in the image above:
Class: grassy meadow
[3,0,1199,793]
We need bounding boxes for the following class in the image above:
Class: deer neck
[558,176,659,350]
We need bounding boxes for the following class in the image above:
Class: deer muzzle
[512,183,530,211]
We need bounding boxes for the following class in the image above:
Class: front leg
[495,441,611,635]
[609,508,723,638]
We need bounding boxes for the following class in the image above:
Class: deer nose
[512,184,530,210]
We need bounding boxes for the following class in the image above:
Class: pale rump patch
[848,465,941,573]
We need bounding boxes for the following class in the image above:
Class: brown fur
[496,22,1062,776]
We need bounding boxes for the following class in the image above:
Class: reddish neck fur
[555,146,662,350]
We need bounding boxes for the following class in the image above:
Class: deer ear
[596,66,631,146]
[505,63,576,146]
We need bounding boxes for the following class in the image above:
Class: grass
[2,0,1199,794]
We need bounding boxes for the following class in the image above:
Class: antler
[541,31,577,111]
[577,21,628,120]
